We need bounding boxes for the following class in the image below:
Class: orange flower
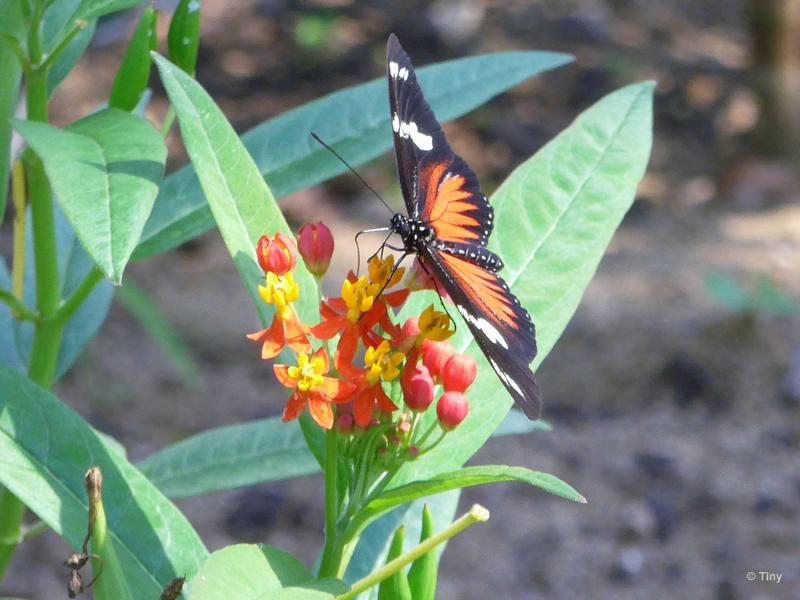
[350,340,404,427]
[273,348,356,429]
[311,256,409,375]
[247,270,311,359]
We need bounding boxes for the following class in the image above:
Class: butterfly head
[390,213,434,252]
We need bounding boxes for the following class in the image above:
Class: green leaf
[135,49,572,259]
[109,6,157,111]
[0,364,208,597]
[117,278,200,390]
[75,0,146,21]
[151,53,318,326]
[0,205,114,378]
[0,1,23,220]
[366,466,584,519]
[139,418,318,498]
[167,0,201,75]
[393,82,655,487]
[407,505,437,600]
[186,544,345,600]
[378,527,411,600]
[13,108,166,283]
[42,0,98,96]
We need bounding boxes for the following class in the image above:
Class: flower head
[364,340,404,385]
[273,348,355,429]
[257,232,297,275]
[298,222,334,277]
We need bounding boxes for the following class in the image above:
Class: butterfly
[385,34,542,419]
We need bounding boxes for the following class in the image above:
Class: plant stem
[160,105,176,137]
[318,427,341,578]
[335,504,490,600]
[11,159,26,313]
[51,267,103,328]
[37,19,87,73]
[0,290,38,321]
[0,488,26,575]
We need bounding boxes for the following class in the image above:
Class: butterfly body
[385,34,543,419]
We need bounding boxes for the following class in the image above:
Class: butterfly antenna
[310,131,395,215]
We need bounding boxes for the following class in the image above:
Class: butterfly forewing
[386,34,541,418]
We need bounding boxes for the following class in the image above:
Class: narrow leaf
[377,527,411,600]
[109,6,157,111]
[407,505,437,600]
[139,418,318,498]
[151,53,318,325]
[167,0,201,75]
[42,0,97,95]
[367,466,585,517]
[0,1,23,219]
[0,365,208,597]
[13,108,166,282]
[135,49,572,259]
[393,82,655,487]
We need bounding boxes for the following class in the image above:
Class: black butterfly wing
[387,34,493,245]
[422,245,541,419]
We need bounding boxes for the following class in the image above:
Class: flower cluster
[247,224,478,457]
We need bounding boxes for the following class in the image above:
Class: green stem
[37,19,87,73]
[51,267,103,328]
[0,488,26,574]
[160,105,176,137]
[0,289,38,321]
[318,428,341,578]
[336,504,490,600]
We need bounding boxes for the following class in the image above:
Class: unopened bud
[436,391,469,431]
[257,232,297,275]
[442,353,477,392]
[298,222,334,277]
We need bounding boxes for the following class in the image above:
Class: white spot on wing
[397,120,433,151]
[456,305,508,349]
[389,61,399,78]
[392,113,400,132]
[489,358,523,396]
[398,67,409,80]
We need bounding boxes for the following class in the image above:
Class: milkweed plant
[0,1,653,598]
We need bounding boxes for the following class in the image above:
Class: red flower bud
[298,222,334,277]
[442,353,477,392]
[436,391,469,431]
[257,232,297,275]
[337,413,354,433]
[422,340,457,381]
[402,364,434,412]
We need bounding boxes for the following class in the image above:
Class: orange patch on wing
[439,253,518,328]
[421,163,481,243]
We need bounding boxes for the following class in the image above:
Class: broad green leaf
[393,82,654,487]
[47,21,97,95]
[14,108,166,283]
[117,278,200,390]
[135,49,572,259]
[0,365,208,597]
[364,466,584,519]
[0,205,114,378]
[152,53,318,325]
[0,0,23,219]
[139,418,318,498]
[186,544,345,600]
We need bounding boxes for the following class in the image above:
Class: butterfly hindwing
[422,246,541,418]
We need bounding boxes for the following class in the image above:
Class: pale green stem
[335,504,490,600]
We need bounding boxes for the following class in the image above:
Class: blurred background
[3,0,800,598]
